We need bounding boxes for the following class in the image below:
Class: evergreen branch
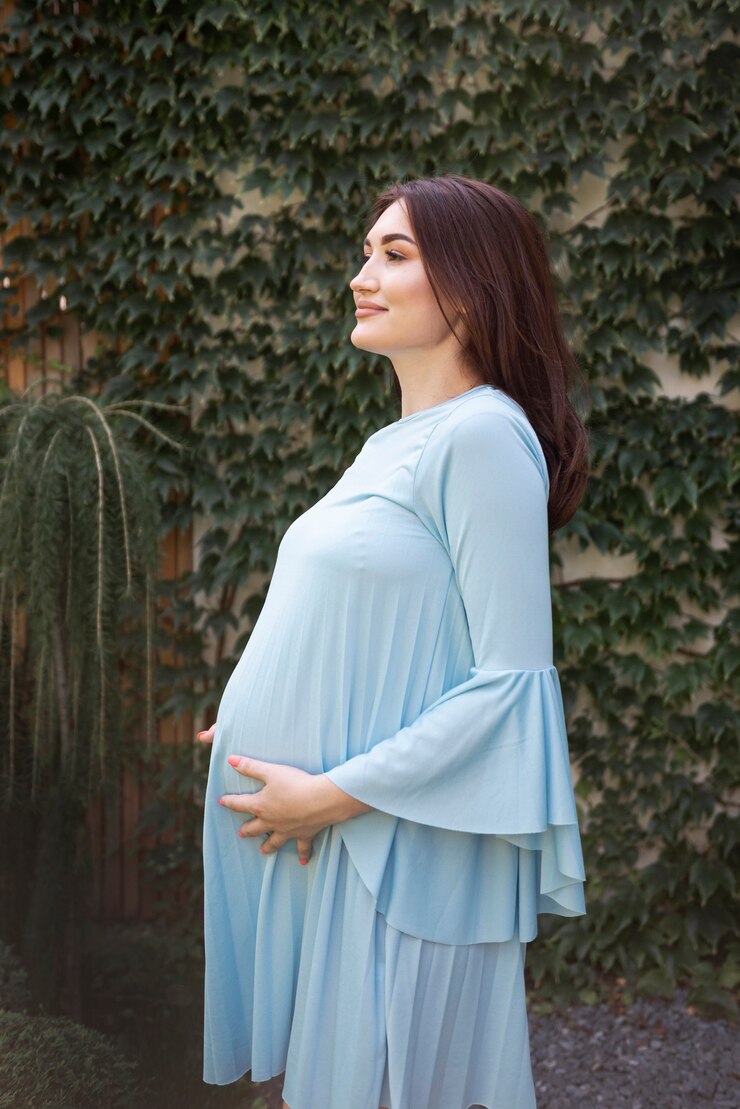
[0,388,168,795]
[39,426,63,479]
[0,409,31,518]
[107,409,186,451]
[51,616,71,788]
[145,569,155,750]
[61,396,133,596]
[65,471,74,627]
[33,427,69,791]
[31,641,47,803]
[105,401,189,415]
[84,424,106,778]
[14,375,72,399]
[72,653,82,798]
[6,584,17,805]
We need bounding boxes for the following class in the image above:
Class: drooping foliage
[0,382,183,801]
[0,377,183,1011]
[0,0,737,1016]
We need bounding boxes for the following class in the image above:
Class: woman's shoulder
[418,387,549,495]
[436,385,530,431]
[425,386,542,459]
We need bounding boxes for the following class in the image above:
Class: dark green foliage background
[1,0,738,1017]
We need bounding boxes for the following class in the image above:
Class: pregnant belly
[214,660,332,775]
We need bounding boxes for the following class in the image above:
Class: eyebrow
[362,232,417,248]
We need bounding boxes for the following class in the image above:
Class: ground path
[250,988,739,1108]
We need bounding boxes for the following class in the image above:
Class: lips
[355,301,388,317]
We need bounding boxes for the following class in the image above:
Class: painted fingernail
[299,859,309,866]
[218,798,224,806]
[227,755,240,767]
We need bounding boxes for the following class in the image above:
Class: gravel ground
[528,988,740,1108]
[253,989,739,1108]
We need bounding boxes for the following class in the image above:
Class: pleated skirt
[273,825,537,1109]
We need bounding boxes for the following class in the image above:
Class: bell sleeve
[324,406,586,920]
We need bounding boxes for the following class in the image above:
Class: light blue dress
[202,383,587,1109]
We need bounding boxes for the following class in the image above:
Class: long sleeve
[324,405,586,919]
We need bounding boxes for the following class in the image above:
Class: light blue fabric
[281,824,538,1109]
[202,383,587,1103]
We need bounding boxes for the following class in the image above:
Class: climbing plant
[1,0,738,1017]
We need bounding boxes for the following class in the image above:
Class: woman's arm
[317,406,585,915]
[313,773,375,822]
[321,406,562,830]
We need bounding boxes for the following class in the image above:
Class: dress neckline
[393,384,496,427]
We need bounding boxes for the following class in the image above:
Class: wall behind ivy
[1,0,738,1015]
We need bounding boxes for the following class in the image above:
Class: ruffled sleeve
[324,404,586,928]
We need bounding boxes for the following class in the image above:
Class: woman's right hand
[195,723,318,864]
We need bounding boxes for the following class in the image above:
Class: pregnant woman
[199,173,589,1109]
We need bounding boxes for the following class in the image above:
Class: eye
[358,250,404,265]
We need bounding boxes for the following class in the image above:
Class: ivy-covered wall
[1,1,738,1015]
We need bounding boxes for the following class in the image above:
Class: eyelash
[359,250,404,265]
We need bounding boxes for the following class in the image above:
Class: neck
[393,362,486,420]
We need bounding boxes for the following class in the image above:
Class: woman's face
[349,199,462,359]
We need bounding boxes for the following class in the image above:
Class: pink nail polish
[300,859,309,866]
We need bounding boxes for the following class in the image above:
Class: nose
[349,258,379,293]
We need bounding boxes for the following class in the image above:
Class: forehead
[366,198,410,237]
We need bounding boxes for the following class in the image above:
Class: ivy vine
[1,0,738,1016]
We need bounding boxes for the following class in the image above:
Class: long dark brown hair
[365,174,591,534]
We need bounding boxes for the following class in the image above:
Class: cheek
[394,274,451,337]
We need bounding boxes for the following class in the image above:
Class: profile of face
[349,199,464,362]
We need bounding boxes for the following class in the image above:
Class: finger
[196,723,216,744]
[226,754,269,781]
[260,832,289,856]
[238,817,267,838]
[296,836,314,865]
[218,794,260,816]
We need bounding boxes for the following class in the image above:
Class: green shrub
[0,1009,141,1109]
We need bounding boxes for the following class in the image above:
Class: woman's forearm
[313,774,375,825]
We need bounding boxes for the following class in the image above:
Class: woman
[199,174,589,1109]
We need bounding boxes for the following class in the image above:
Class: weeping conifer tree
[0,378,186,1015]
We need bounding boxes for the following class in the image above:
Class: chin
[350,330,379,353]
